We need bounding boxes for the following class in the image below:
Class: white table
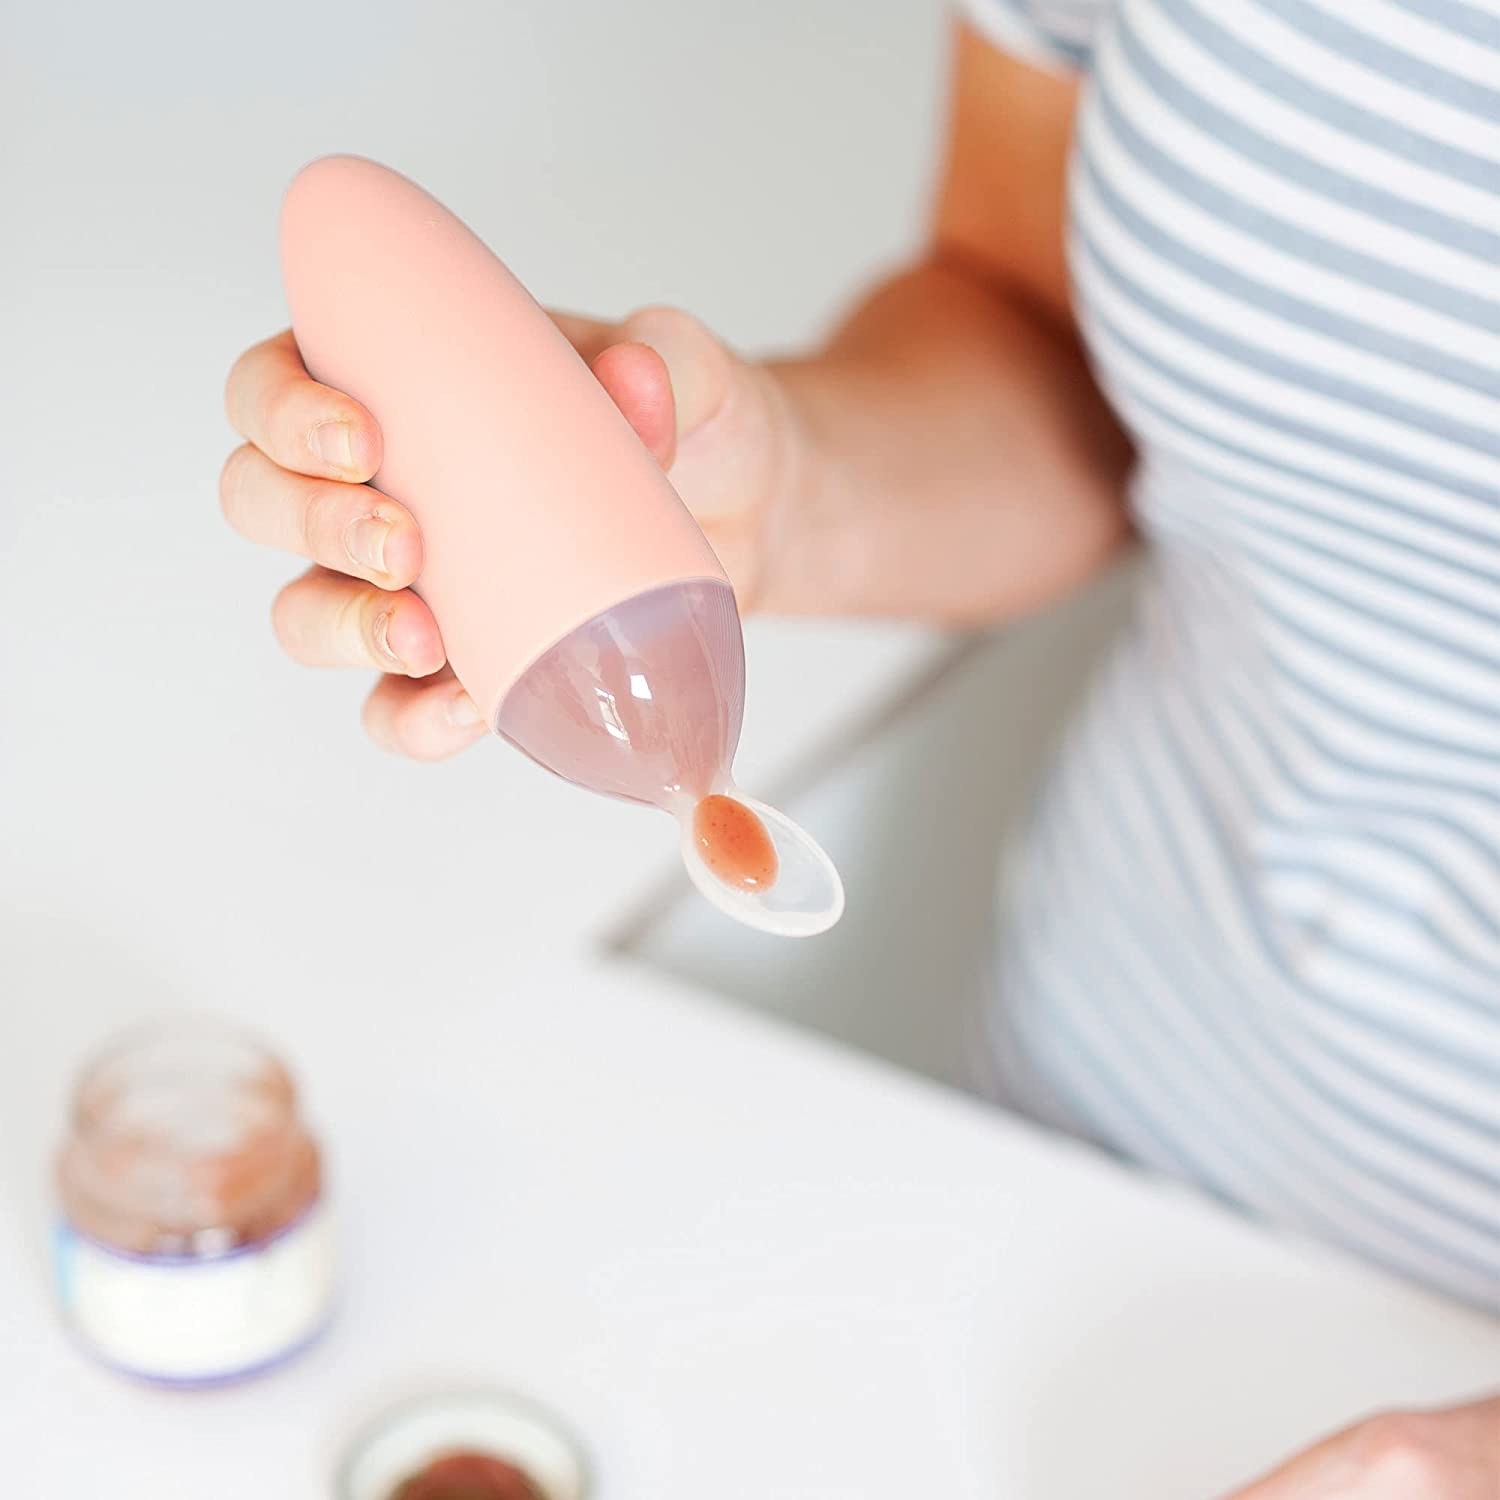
[2,950,1498,1497]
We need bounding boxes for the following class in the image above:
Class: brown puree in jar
[390,1452,545,1500]
[693,794,779,891]
[57,1027,322,1257]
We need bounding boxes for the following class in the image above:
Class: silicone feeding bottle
[280,156,843,936]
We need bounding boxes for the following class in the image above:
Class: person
[220,1,1498,1491]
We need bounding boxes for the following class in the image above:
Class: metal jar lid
[336,1389,591,1500]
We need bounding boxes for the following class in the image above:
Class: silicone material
[496,578,744,807]
[280,157,845,936]
[280,155,729,724]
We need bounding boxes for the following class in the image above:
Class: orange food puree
[391,1451,543,1500]
[693,794,779,891]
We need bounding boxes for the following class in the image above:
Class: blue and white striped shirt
[965,0,1500,1309]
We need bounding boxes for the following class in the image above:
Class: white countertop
[3,1,1497,1491]
[2,952,1497,1496]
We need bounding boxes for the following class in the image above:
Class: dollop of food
[390,1450,544,1500]
[693,794,779,891]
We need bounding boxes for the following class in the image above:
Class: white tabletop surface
[3,0,1497,1492]
[2,951,1497,1497]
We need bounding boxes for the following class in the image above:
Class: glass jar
[54,1017,334,1385]
[338,1391,590,1500]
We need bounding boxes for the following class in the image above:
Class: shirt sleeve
[955,0,1110,76]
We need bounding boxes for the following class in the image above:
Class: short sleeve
[956,0,1111,76]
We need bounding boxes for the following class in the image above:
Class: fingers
[220,443,422,587]
[271,566,445,675]
[613,305,778,548]
[1223,1403,1500,1499]
[569,305,774,603]
[362,667,489,761]
[225,329,383,481]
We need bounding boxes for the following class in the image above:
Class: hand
[1225,1395,1500,1499]
[221,307,803,759]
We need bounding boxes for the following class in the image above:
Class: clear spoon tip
[677,790,844,937]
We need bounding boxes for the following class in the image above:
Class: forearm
[765,257,1134,624]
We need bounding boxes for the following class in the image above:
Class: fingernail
[345,513,392,575]
[445,689,483,728]
[312,420,355,471]
[370,610,403,669]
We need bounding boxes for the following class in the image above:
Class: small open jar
[338,1391,590,1500]
[54,1017,334,1385]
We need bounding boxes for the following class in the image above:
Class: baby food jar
[338,1390,590,1500]
[54,1017,334,1385]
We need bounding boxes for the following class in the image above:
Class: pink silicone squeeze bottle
[280,156,842,935]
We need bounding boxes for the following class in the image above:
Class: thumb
[553,304,735,471]
[589,340,678,467]
[549,307,675,462]
[616,305,733,442]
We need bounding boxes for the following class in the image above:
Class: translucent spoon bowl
[676,788,844,937]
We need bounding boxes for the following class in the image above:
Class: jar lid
[336,1390,591,1500]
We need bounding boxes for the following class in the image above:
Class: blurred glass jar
[54,1017,334,1385]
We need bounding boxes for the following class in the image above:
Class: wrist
[755,354,866,616]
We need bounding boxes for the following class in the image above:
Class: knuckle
[260,371,301,447]
[390,709,428,759]
[218,444,253,523]
[393,696,450,761]
[361,689,397,750]
[300,481,346,559]
[336,583,375,651]
[269,581,304,656]
[622,302,700,343]
[224,347,254,424]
